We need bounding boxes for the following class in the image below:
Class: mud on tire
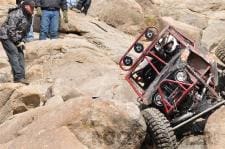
[142,108,177,149]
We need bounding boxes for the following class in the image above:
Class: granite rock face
[0,1,225,149]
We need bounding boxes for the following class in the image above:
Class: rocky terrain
[0,0,225,149]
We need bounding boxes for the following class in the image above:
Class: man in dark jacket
[16,0,37,42]
[0,0,35,84]
[76,0,91,15]
[36,0,68,40]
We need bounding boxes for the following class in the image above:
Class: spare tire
[142,108,177,149]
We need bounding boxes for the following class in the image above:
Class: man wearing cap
[16,0,37,42]
[0,0,35,84]
[36,0,68,40]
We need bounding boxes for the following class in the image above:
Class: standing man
[0,0,35,84]
[36,0,68,40]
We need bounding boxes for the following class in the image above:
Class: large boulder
[205,106,225,149]
[0,83,22,109]
[143,0,208,29]
[32,11,133,62]
[0,83,47,124]
[161,17,202,44]
[1,126,88,149]
[145,0,225,50]
[25,37,137,103]
[33,0,145,35]
[0,97,146,149]
[178,135,206,149]
[201,20,225,50]
[184,0,225,13]
[89,0,145,34]
[25,11,137,103]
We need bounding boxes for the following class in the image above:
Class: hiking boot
[14,79,29,85]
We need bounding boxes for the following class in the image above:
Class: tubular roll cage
[119,25,219,114]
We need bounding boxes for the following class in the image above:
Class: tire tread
[142,108,177,149]
[215,48,225,64]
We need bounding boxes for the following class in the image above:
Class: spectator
[76,0,91,15]
[0,0,35,84]
[36,0,68,40]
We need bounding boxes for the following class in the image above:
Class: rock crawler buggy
[119,26,225,148]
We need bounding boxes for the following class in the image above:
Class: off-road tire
[215,48,225,64]
[142,108,177,149]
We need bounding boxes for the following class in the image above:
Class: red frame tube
[121,25,218,114]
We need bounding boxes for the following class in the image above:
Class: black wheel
[215,48,225,64]
[142,108,177,149]
[145,29,155,41]
[134,43,144,53]
[123,56,133,66]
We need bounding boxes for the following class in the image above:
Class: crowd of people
[0,0,92,84]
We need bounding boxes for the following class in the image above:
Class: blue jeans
[39,10,60,40]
